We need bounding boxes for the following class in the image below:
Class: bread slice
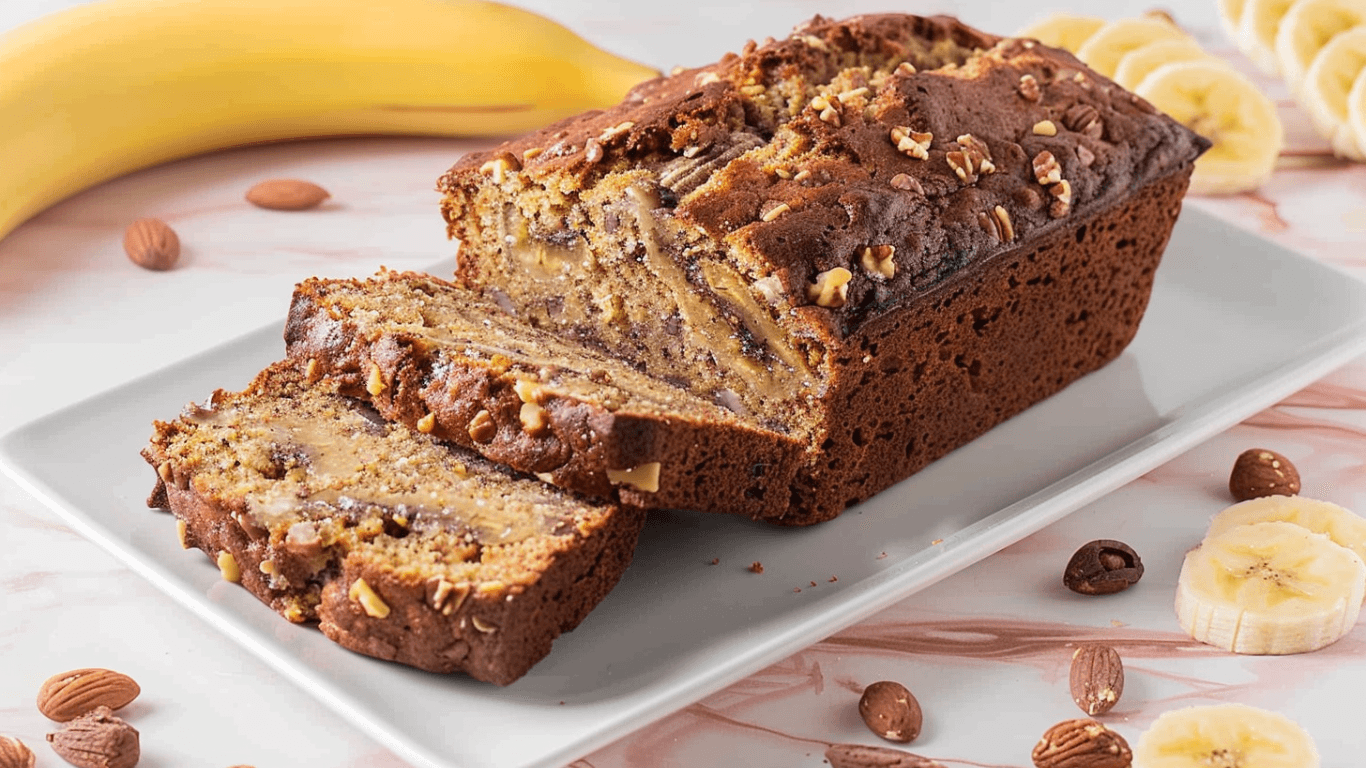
[434,13,1209,523]
[284,269,806,519]
[142,362,645,685]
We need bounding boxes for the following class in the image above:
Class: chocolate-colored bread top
[142,362,645,684]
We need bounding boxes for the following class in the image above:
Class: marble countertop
[3,1,1366,766]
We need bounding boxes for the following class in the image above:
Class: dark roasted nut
[859,680,923,743]
[1069,644,1124,716]
[826,743,945,768]
[1229,448,1301,501]
[1063,540,1143,595]
[1062,104,1104,139]
[46,706,139,768]
[1032,719,1131,768]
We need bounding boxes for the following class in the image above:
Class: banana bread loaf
[436,13,1209,524]
[142,362,645,685]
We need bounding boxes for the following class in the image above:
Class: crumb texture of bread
[141,362,645,685]
[431,12,1207,523]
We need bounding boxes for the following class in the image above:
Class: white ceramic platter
[5,208,1366,768]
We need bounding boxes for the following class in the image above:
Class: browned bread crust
[432,13,1207,524]
[142,362,645,684]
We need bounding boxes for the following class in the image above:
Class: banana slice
[1017,14,1107,53]
[1237,0,1299,73]
[1350,65,1366,153]
[1076,16,1192,79]
[1135,60,1283,195]
[1206,494,1366,567]
[1275,0,1366,95]
[1176,520,1365,654]
[1300,24,1366,158]
[1114,39,1219,91]
[1132,703,1320,768]
[1218,0,1250,42]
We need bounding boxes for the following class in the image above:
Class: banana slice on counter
[1132,703,1320,768]
[1275,0,1366,94]
[1016,13,1106,53]
[1076,16,1193,78]
[1206,494,1366,568]
[1237,0,1300,73]
[1350,65,1366,153]
[1135,60,1283,195]
[1114,38,1219,90]
[1218,0,1250,42]
[1299,24,1366,158]
[1175,520,1365,654]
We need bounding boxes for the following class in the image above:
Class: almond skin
[122,218,180,271]
[1229,448,1300,501]
[37,668,140,722]
[46,706,139,768]
[245,178,330,210]
[1069,644,1124,716]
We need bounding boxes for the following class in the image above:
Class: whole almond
[122,218,180,271]
[46,706,138,768]
[825,743,945,768]
[0,736,36,768]
[1229,448,1300,501]
[245,178,330,211]
[37,668,140,722]
[858,680,923,743]
[1069,644,1124,716]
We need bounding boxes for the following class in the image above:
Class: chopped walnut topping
[157,460,173,484]
[993,205,1015,241]
[467,409,496,444]
[760,201,791,222]
[470,616,498,634]
[1033,120,1058,136]
[890,127,931,159]
[304,357,320,384]
[890,173,924,194]
[774,168,792,179]
[793,169,812,183]
[750,561,765,574]
[669,65,686,76]
[946,150,975,183]
[956,134,995,174]
[682,144,703,158]
[519,402,551,436]
[695,71,721,86]
[1032,150,1063,185]
[1077,145,1096,167]
[741,39,757,56]
[521,147,543,162]
[428,578,470,616]
[477,154,520,183]
[349,578,390,619]
[860,245,896,279]
[176,519,189,549]
[416,412,436,433]
[808,267,853,308]
[1049,179,1073,217]
[837,86,869,104]
[584,138,604,164]
[217,551,239,582]
[366,361,385,396]
[1062,103,1104,139]
[895,61,917,76]
[801,34,829,51]
[1019,74,1042,102]
[753,275,785,305]
[819,105,841,125]
[740,84,767,96]
[514,379,544,405]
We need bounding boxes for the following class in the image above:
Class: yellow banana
[0,0,659,243]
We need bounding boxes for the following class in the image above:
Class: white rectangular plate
[5,208,1366,768]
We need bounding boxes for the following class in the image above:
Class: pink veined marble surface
[2,2,1366,767]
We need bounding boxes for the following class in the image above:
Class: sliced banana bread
[142,362,645,685]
